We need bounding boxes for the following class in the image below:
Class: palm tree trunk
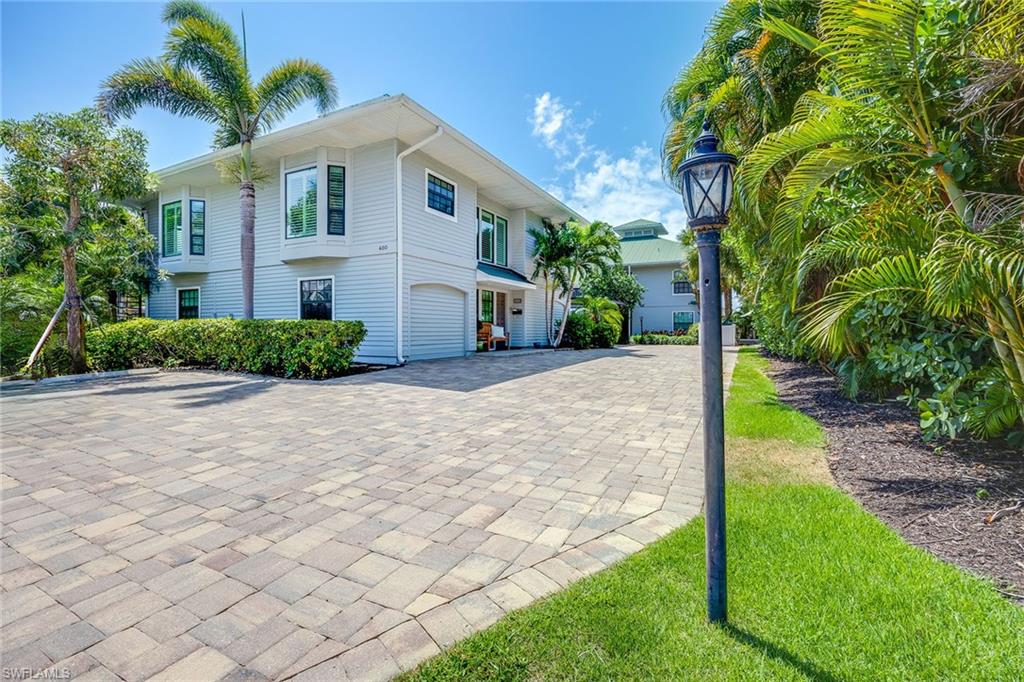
[63,197,87,374]
[544,273,553,346]
[239,140,256,319]
[723,285,733,319]
[553,271,577,348]
[930,146,974,228]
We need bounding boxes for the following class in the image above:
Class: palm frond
[926,227,1024,317]
[97,57,220,124]
[164,16,253,118]
[255,59,338,131]
[737,111,856,222]
[801,254,927,353]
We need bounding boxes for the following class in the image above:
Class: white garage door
[410,284,466,361]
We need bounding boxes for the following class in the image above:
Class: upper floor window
[327,165,345,235]
[162,201,182,257]
[286,167,317,239]
[299,277,333,320]
[426,172,456,218]
[478,209,508,266]
[673,269,692,294]
[623,228,655,238]
[189,200,205,255]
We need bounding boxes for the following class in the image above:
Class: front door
[477,289,506,327]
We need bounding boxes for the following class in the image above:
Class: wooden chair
[477,322,509,351]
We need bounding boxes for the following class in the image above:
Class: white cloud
[531,92,686,238]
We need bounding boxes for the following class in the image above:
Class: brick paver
[1,346,733,680]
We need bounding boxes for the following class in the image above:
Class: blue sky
[2,1,721,235]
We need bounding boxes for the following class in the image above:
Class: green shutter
[495,216,507,266]
[162,201,181,257]
[189,200,205,255]
[286,168,317,239]
[327,166,345,235]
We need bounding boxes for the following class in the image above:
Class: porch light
[674,118,735,625]
[676,121,737,231]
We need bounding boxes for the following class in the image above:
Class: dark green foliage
[579,265,645,310]
[593,322,619,349]
[81,318,366,379]
[631,327,699,346]
[563,311,595,350]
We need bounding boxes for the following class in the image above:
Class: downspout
[395,125,444,364]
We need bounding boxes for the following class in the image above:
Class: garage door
[409,284,466,361]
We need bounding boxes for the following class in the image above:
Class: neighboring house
[614,219,698,334]
[139,94,582,364]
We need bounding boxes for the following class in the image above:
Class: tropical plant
[580,264,645,317]
[549,221,621,348]
[528,218,574,346]
[98,0,338,318]
[574,295,624,330]
[0,108,151,374]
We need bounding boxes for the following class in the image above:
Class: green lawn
[405,348,1024,681]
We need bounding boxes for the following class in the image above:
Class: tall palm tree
[551,221,620,348]
[528,219,573,346]
[98,0,337,318]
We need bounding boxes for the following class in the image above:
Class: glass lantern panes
[682,160,734,224]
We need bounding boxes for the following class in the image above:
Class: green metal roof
[613,219,669,237]
[619,235,685,267]
[477,262,532,285]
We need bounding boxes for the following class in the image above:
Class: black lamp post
[675,120,737,624]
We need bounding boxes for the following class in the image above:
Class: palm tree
[575,295,623,330]
[551,221,620,348]
[528,219,573,346]
[98,0,337,318]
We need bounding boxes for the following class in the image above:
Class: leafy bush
[564,311,595,350]
[84,318,366,379]
[631,331,699,346]
[593,321,620,348]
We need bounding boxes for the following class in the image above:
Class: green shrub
[86,318,365,379]
[564,311,595,350]
[594,321,619,348]
[630,331,698,346]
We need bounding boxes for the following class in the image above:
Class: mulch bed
[768,357,1024,603]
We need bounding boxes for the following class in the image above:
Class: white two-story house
[141,94,582,364]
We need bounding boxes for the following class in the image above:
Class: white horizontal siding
[401,150,477,261]
[351,140,397,248]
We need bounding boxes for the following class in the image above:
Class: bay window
[162,201,182,257]
[285,167,317,239]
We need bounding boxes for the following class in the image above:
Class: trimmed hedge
[84,318,366,379]
[631,326,699,345]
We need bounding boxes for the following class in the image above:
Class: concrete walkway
[1,345,734,681]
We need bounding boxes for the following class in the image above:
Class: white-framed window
[327,165,346,235]
[285,167,318,239]
[425,169,457,221]
[177,287,200,319]
[672,269,693,295]
[162,201,182,257]
[673,310,694,331]
[477,209,508,266]
[297,276,334,320]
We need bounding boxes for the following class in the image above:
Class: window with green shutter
[495,216,507,266]
[478,290,494,323]
[189,200,205,255]
[479,210,494,262]
[327,165,345,235]
[162,201,182,257]
[285,167,317,239]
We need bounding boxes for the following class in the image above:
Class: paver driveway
[1,345,734,681]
